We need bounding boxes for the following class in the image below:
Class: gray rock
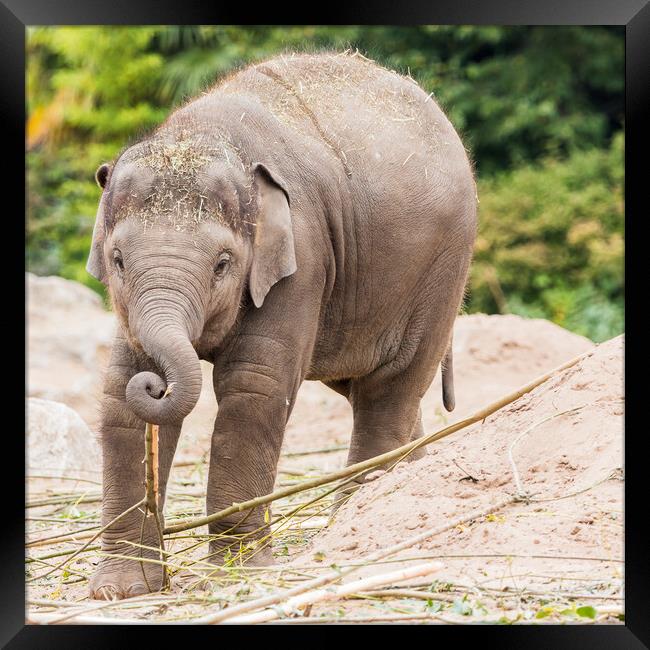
[27,397,102,478]
[27,273,116,429]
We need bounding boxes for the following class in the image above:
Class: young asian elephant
[87,52,477,600]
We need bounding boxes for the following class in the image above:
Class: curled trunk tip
[126,322,202,425]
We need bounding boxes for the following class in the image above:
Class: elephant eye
[214,253,231,279]
[113,250,124,276]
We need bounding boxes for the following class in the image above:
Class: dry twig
[165,347,593,536]
[225,562,444,623]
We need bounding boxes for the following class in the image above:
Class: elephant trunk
[125,313,203,426]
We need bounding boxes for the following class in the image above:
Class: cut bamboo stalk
[144,423,157,513]
[165,347,594,535]
[198,495,513,624]
[224,561,444,624]
[152,424,159,500]
[143,422,167,589]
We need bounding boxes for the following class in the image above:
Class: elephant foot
[89,556,166,600]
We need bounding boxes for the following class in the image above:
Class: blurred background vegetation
[26,26,624,342]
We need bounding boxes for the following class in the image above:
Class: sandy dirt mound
[294,335,623,613]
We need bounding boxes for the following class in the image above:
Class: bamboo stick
[165,347,593,536]
[143,422,168,590]
[224,562,444,624]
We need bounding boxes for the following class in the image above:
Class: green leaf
[576,605,597,619]
[425,599,443,613]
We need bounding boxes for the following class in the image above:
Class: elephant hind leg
[407,406,427,461]
[343,266,462,472]
[345,378,424,468]
[328,379,425,516]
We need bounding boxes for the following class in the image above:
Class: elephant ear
[249,163,297,308]
[86,163,112,283]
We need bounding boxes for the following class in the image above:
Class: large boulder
[27,397,102,478]
[27,273,115,429]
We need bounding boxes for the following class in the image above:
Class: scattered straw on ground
[26,332,623,625]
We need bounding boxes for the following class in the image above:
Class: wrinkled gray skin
[87,53,476,600]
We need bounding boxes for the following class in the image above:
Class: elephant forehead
[114,179,215,228]
[110,170,251,236]
[115,218,240,258]
[109,137,255,235]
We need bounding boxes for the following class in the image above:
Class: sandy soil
[290,335,623,621]
[26,312,623,624]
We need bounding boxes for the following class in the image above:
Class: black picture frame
[8,1,645,646]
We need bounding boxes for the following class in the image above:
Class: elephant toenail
[126,582,147,597]
[95,584,122,601]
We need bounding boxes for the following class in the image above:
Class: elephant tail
[442,338,455,412]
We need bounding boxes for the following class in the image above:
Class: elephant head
[87,135,297,425]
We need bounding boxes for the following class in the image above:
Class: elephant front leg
[89,333,182,600]
[206,380,291,568]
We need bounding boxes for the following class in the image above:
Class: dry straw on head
[113,132,252,235]
[135,139,213,176]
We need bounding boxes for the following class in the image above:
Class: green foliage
[471,132,624,342]
[26,26,624,342]
[536,603,598,620]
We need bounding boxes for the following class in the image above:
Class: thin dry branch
[27,525,101,548]
[196,495,514,624]
[26,493,102,509]
[165,347,593,536]
[141,423,168,590]
[27,499,146,582]
[225,562,444,623]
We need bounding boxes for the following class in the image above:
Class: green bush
[26,26,624,341]
[470,132,624,342]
